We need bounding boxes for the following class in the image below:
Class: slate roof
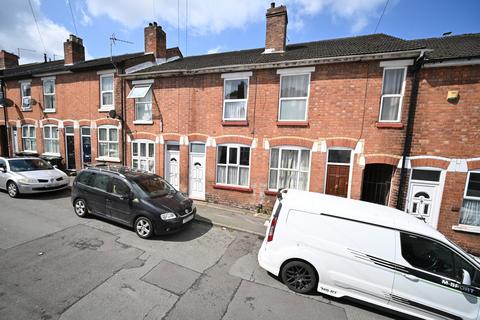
[0,52,146,79]
[410,33,480,60]
[138,34,424,73]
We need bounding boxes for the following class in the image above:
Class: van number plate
[183,215,194,224]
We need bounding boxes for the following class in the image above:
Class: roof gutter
[121,49,426,79]
[423,57,480,68]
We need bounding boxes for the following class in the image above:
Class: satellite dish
[108,109,117,119]
[0,98,14,108]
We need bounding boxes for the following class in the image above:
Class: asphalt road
[0,189,406,320]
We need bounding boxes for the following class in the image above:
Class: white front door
[189,143,206,200]
[165,144,180,190]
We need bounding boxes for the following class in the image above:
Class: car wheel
[7,181,19,198]
[74,198,89,217]
[134,217,154,239]
[281,260,318,294]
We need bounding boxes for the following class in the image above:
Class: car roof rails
[86,164,126,178]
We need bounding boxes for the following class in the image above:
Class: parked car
[71,165,196,238]
[259,189,480,320]
[0,157,69,198]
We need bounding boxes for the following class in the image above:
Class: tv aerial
[109,33,133,57]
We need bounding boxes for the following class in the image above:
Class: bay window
[278,74,310,121]
[100,74,114,110]
[459,171,480,227]
[223,78,248,120]
[98,126,119,159]
[42,78,55,112]
[22,125,36,152]
[216,145,250,187]
[269,147,310,191]
[43,125,59,154]
[379,67,406,122]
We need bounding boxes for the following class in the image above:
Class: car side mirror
[53,165,58,169]
[462,269,472,286]
[0,167,5,173]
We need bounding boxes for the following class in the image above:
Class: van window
[111,178,130,197]
[77,171,93,185]
[90,173,110,192]
[400,233,455,279]
[454,255,480,286]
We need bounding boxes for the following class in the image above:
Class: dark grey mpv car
[71,166,196,238]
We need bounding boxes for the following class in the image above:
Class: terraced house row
[1,4,479,254]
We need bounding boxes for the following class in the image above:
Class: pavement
[0,187,411,320]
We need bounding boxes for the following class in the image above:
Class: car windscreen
[8,159,53,172]
[132,175,175,198]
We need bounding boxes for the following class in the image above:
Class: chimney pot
[153,21,157,26]
[271,2,275,8]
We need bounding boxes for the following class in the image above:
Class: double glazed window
[42,78,55,112]
[460,172,480,227]
[100,74,114,110]
[279,74,310,121]
[216,145,250,187]
[43,125,59,154]
[20,81,32,111]
[22,125,36,152]
[379,68,406,122]
[223,78,248,120]
[132,140,155,173]
[98,126,119,159]
[127,83,153,123]
[269,147,310,191]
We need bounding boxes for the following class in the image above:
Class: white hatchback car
[259,189,480,320]
[0,157,69,198]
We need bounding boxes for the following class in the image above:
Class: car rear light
[267,217,277,242]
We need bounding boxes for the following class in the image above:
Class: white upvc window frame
[268,146,311,191]
[20,80,32,111]
[99,73,114,111]
[43,124,60,155]
[456,170,480,232]
[134,87,153,124]
[277,72,311,122]
[222,77,249,121]
[132,139,156,173]
[378,66,407,123]
[215,144,251,188]
[21,124,36,152]
[97,125,120,161]
[42,78,56,112]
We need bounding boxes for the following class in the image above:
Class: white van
[258,189,480,320]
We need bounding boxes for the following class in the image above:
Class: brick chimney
[144,22,166,60]
[0,50,19,69]
[265,2,288,53]
[64,34,85,65]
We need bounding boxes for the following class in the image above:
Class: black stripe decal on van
[387,294,462,320]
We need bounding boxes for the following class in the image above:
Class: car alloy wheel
[74,199,88,217]
[7,182,19,198]
[135,217,153,239]
[281,261,318,294]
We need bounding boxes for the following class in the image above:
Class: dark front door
[65,127,76,170]
[81,127,91,167]
[0,126,8,157]
[361,164,395,205]
[325,165,349,197]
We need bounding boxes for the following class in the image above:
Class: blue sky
[1,0,479,64]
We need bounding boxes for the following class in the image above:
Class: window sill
[98,107,114,112]
[452,225,480,234]
[264,190,277,196]
[42,152,61,157]
[133,120,154,125]
[375,122,404,129]
[213,184,253,193]
[221,120,249,126]
[276,121,309,127]
[21,108,32,112]
[95,157,121,163]
[43,109,56,114]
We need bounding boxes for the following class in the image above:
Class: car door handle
[403,274,419,282]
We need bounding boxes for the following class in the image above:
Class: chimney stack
[0,50,19,70]
[144,22,166,60]
[265,3,288,53]
[64,34,85,65]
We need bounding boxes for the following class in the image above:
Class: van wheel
[7,181,19,198]
[134,217,154,239]
[281,260,318,294]
[74,198,89,217]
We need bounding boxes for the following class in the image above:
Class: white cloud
[207,45,223,54]
[0,0,89,64]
